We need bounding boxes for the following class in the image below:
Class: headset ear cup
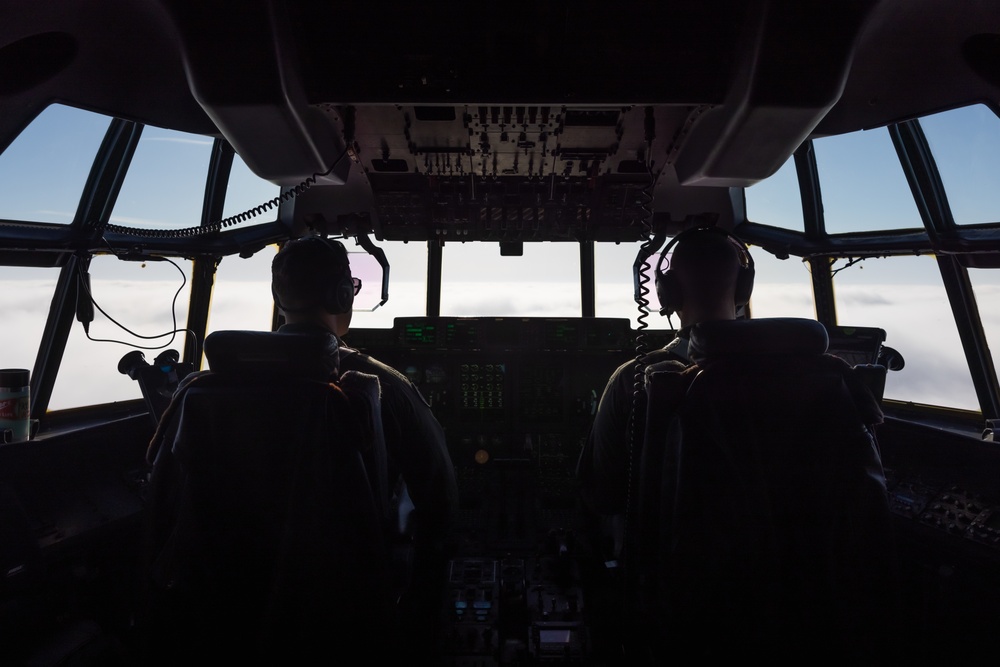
[325,277,355,314]
[656,269,682,315]
[735,265,755,306]
[340,278,355,313]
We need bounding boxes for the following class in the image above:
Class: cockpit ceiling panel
[346,105,644,180]
[363,174,654,244]
[284,103,736,243]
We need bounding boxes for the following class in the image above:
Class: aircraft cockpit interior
[2,1,1000,664]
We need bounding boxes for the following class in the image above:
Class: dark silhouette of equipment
[118,349,193,426]
[138,330,396,664]
[630,318,898,662]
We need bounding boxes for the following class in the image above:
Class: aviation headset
[654,226,755,316]
[272,236,355,315]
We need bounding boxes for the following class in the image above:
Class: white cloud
[0,277,992,413]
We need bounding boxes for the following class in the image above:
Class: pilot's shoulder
[340,347,424,397]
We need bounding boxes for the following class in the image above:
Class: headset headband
[654,226,753,276]
[653,226,755,317]
[272,236,355,315]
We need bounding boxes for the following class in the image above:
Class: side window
[921,104,1000,226]
[743,251,816,320]
[110,126,213,230]
[0,104,111,224]
[744,158,818,319]
[745,157,803,232]
[833,255,979,411]
[813,127,923,234]
[49,255,193,411]
[970,269,1000,400]
[219,153,283,230]
[0,266,59,376]
[207,246,277,335]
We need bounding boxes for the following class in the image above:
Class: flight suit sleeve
[577,360,638,515]
[377,372,459,546]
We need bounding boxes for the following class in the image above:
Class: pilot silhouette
[271,235,458,653]
[576,227,753,551]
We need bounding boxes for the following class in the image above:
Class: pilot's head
[271,236,357,337]
[655,227,754,327]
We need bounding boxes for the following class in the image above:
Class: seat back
[633,318,897,661]
[140,330,396,663]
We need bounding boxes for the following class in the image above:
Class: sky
[1,103,999,413]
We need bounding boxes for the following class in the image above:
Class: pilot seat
[138,329,397,664]
[629,318,898,662]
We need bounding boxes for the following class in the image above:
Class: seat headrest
[689,318,829,363]
[204,330,339,381]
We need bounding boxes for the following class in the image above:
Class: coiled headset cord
[103,147,351,239]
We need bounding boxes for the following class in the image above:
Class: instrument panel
[349,317,661,557]
[350,317,1000,559]
[349,317,1000,662]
